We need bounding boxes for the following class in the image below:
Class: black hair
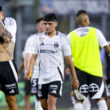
[76,10,87,17]
[43,13,57,21]
[36,17,43,24]
[0,5,2,12]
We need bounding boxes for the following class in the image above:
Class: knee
[5,95,17,110]
[47,95,57,106]
[41,101,48,110]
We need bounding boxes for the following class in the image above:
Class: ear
[1,12,4,20]
[55,21,58,27]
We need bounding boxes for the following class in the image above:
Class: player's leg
[24,80,31,110]
[25,95,31,110]
[73,68,89,110]
[31,78,43,110]
[107,97,110,110]
[96,98,108,110]
[47,81,62,110]
[82,97,91,110]
[1,61,19,110]
[5,95,18,110]
[71,90,91,110]
[89,74,108,110]
[35,97,43,110]
[106,79,110,110]
[48,95,57,110]
[37,83,48,110]
[39,99,48,110]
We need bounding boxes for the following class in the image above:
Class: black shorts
[75,68,106,100]
[38,81,63,99]
[31,78,38,96]
[0,60,19,95]
[24,80,31,95]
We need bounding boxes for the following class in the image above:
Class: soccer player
[67,10,110,110]
[25,13,79,110]
[0,6,18,110]
[100,45,110,110]
[19,17,44,110]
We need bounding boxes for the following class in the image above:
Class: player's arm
[0,21,12,43]
[24,54,38,80]
[104,45,110,54]
[24,53,31,73]
[64,56,79,90]
[18,60,24,75]
[97,29,110,54]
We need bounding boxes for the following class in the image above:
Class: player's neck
[46,30,57,37]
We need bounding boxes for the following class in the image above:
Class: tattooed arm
[0,21,12,43]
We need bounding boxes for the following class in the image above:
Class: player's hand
[3,36,11,43]
[24,71,31,80]
[72,77,79,90]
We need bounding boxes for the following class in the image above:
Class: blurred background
[0,0,110,110]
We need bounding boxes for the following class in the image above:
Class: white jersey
[2,17,17,43]
[23,33,39,79]
[31,32,71,84]
[67,26,108,48]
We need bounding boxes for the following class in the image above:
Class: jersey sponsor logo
[9,89,15,93]
[5,83,16,89]
[89,83,99,92]
[40,49,57,54]
[80,84,88,93]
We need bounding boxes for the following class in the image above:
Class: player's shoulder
[4,17,16,25]
[26,33,37,41]
[57,31,66,38]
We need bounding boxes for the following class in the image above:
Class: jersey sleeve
[96,29,108,48]
[66,33,71,46]
[61,36,71,56]
[24,35,39,55]
[4,17,17,43]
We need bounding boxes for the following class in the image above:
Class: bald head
[76,10,90,27]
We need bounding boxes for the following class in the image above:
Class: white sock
[73,103,83,110]
[97,100,108,110]
[71,96,76,105]
[83,98,91,110]
[35,99,43,110]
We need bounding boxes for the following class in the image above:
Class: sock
[83,98,91,110]
[35,99,43,110]
[71,96,76,105]
[73,103,83,110]
[97,100,108,110]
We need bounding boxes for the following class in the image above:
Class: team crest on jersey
[54,42,59,48]
[39,37,44,42]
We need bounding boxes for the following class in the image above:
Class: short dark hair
[0,6,3,12]
[43,13,57,21]
[76,10,87,17]
[36,17,43,24]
